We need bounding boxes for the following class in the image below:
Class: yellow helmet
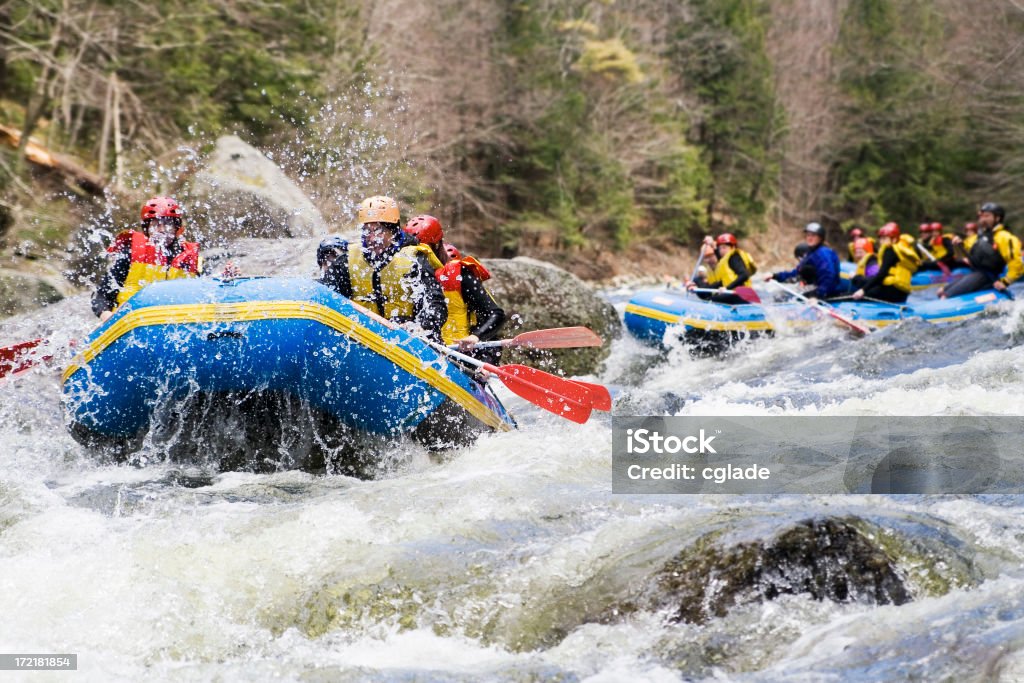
[357,196,401,225]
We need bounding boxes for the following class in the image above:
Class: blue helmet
[317,236,348,268]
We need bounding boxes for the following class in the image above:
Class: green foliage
[668,0,781,233]
[829,0,989,227]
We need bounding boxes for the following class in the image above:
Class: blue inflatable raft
[62,277,515,473]
[624,287,1013,349]
[839,261,970,290]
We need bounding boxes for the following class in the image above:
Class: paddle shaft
[689,248,706,283]
[916,239,953,271]
[688,286,761,304]
[684,247,707,298]
[769,280,871,335]
[465,327,603,350]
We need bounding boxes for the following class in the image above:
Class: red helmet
[879,222,900,238]
[965,222,978,233]
[849,227,864,238]
[929,222,942,232]
[918,223,931,233]
[403,215,444,245]
[853,238,874,254]
[140,196,183,235]
[141,196,183,222]
[716,233,738,247]
[444,243,460,260]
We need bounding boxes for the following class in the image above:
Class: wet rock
[484,257,622,376]
[183,135,326,244]
[647,517,911,624]
[0,268,63,318]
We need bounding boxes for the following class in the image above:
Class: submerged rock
[646,517,912,624]
[484,257,621,376]
[183,135,326,244]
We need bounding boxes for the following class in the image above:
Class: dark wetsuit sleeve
[320,256,353,297]
[409,256,448,341]
[460,270,506,341]
[90,243,131,317]
[863,248,897,291]
[773,264,800,282]
[724,253,750,290]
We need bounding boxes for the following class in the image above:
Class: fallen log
[0,123,105,196]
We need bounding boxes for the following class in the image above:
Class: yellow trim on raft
[624,302,922,331]
[62,301,511,432]
[625,302,776,332]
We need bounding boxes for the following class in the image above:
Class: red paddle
[0,338,49,378]
[428,340,609,423]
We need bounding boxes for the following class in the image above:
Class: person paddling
[917,222,958,272]
[849,238,879,290]
[685,233,758,305]
[92,196,203,322]
[316,236,348,278]
[852,222,920,303]
[765,222,847,300]
[939,202,1022,298]
[402,215,506,361]
[845,226,875,262]
[320,196,448,341]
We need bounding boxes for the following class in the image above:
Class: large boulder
[629,517,913,625]
[183,135,327,245]
[484,257,621,377]
[0,268,63,318]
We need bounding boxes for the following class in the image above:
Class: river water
[4,270,1024,681]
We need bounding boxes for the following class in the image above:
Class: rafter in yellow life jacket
[436,255,491,344]
[880,235,922,293]
[115,230,201,306]
[347,244,440,320]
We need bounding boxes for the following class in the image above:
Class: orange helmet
[879,222,900,238]
[357,196,401,225]
[853,238,874,254]
[403,215,444,245]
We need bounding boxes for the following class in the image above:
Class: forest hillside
[2,0,1023,287]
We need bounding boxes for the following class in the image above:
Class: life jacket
[971,224,1024,284]
[709,248,757,288]
[114,230,201,306]
[436,255,491,345]
[347,244,441,320]
[994,225,1024,284]
[855,253,878,279]
[929,234,954,261]
[880,236,921,293]
[848,237,876,261]
[964,233,978,252]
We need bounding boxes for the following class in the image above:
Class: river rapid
[4,266,1024,682]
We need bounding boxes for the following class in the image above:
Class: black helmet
[794,243,811,259]
[979,202,1005,222]
[804,221,826,238]
[317,235,348,268]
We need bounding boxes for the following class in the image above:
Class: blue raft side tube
[624,286,1015,346]
[62,277,514,440]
